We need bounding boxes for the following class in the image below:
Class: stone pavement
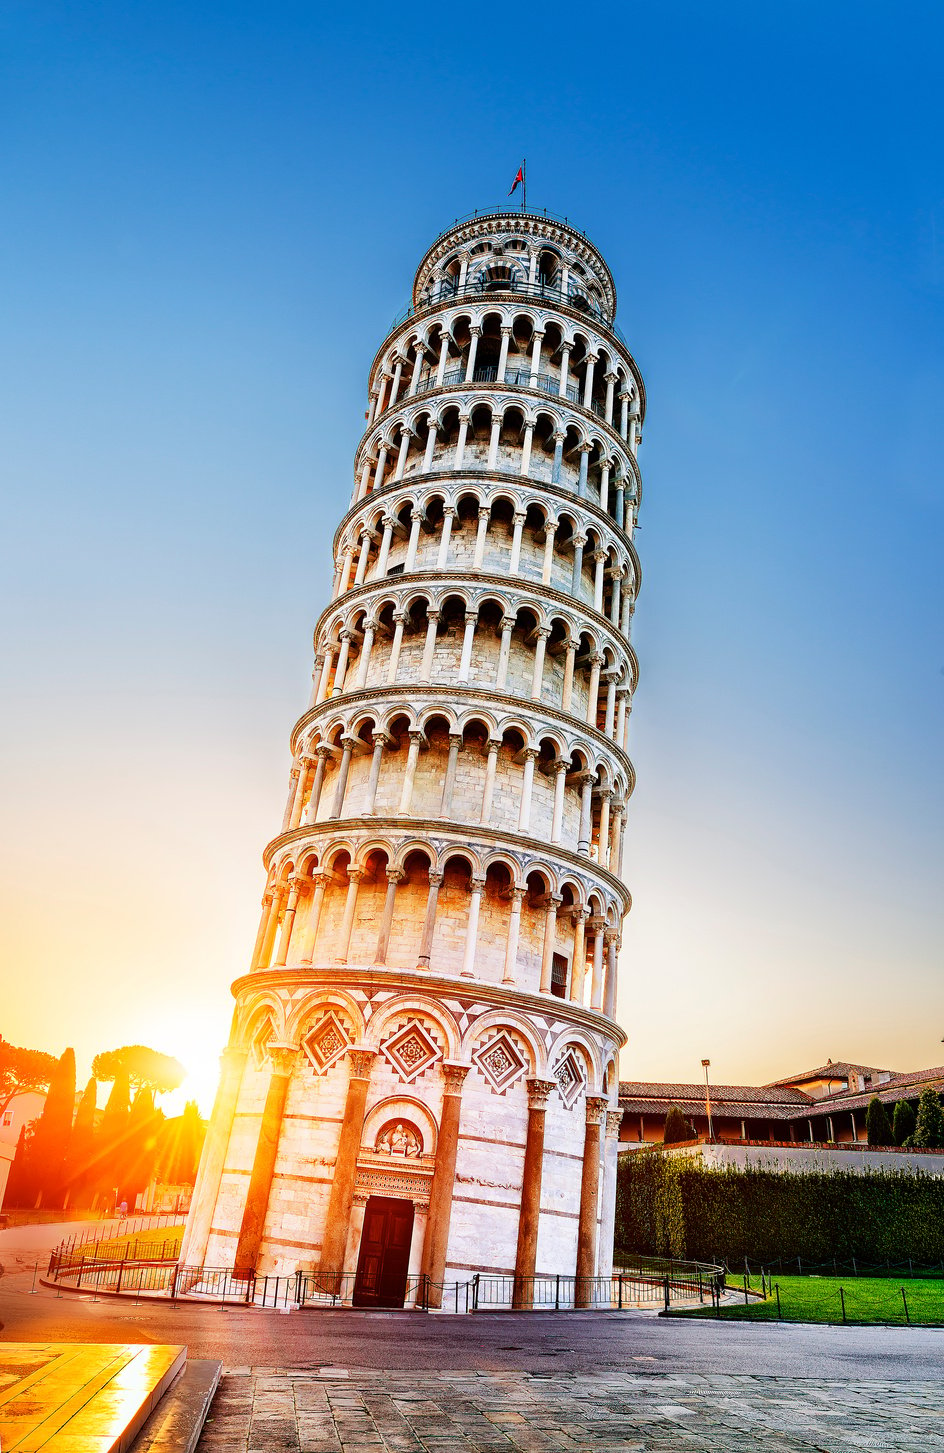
[198,1367,944,1451]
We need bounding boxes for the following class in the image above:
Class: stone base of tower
[182,965,624,1299]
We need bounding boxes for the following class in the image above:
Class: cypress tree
[865,1095,893,1146]
[663,1106,696,1144]
[121,1087,162,1208]
[93,1069,130,1207]
[893,1098,916,1146]
[30,1048,75,1208]
[63,1078,97,1207]
[913,1087,944,1149]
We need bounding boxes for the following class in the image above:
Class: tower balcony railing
[411,365,609,421]
[390,276,628,349]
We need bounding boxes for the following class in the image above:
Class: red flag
[508,163,524,195]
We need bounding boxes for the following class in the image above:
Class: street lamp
[701,1059,714,1142]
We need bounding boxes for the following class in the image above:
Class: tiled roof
[806,1065,944,1115]
[768,1060,899,1087]
[618,1082,813,1119]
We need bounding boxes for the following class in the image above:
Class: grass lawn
[71,1224,184,1260]
[673,1271,944,1326]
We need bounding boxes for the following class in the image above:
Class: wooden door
[352,1196,415,1308]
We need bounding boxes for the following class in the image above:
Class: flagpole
[522,159,526,213]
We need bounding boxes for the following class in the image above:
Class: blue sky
[1,2,942,1109]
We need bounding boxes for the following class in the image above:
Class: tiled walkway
[199,1367,944,1451]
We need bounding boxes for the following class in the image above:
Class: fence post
[473,1273,480,1312]
[618,1274,623,1310]
[555,1274,560,1311]
[901,1287,910,1325]
[663,1277,670,1311]
[776,1283,781,1319]
[839,1287,846,1323]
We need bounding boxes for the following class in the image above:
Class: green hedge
[615,1151,944,1264]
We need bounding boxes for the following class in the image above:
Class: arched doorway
[352,1196,415,1307]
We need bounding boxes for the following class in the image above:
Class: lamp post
[701,1059,714,1142]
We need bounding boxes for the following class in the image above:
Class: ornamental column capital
[606,1109,623,1139]
[442,1061,471,1095]
[346,866,366,884]
[386,867,406,884]
[347,1046,377,1080]
[526,1077,557,1110]
[268,1043,298,1078]
[585,1094,608,1126]
[469,874,486,892]
[427,870,444,888]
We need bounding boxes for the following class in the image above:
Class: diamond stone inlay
[381,1020,441,1083]
[473,1031,528,1094]
[554,1050,586,1109]
[302,1012,351,1075]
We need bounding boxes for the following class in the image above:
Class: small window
[2,1111,13,1128]
[387,563,405,576]
[551,953,568,999]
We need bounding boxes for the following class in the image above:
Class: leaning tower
[181,210,644,1307]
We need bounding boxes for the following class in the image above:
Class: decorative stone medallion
[473,1030,528,1094]
[553,1049,586,1109]
[250,1017,275,1070]
[301,1012,351,1075]
[381,1019,442,1084]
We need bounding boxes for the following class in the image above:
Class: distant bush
[615,1150,944,1264]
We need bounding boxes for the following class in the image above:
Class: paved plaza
[3,1225,944,1451]
[200,1366,944,1452]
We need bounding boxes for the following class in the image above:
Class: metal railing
[44,1246,725,1313]
[390,275,628,349]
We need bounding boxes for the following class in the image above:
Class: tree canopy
[0,1037,59,1116]
[91,1045,185,1096]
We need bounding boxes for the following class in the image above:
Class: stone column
[374,444,389,493]
[458,612,477,681]
[541,520,557,583]
[273,881,300,967]
[577,772,594,854]
[599,460,611,513]
[318,1048,376,1289]
[597,789,612,867]
[529,328,545,386]
[258,883,285,970]
[473,507,490,567]
[303,747,332,825]
[603,932,619,1018]
[592,549,606,612]
[517,747,539,832]
[569,907,588,1003]
[574,1095,607,1306]
[417,870,443,967]
[586,654,603,725]
[436,506,455,569]
[603,674,617,739]
[249,886,276,971]
[364,732,388,815]
[550,760,568,844]
[439,733,462,817]
[604,371,617,427]
[570,534,586,596]
[315,647,335,704]
[502,886,526,984]
[331,630,354,695]
[513,1078,556,1307]
[393,427,412,481]
[281,765,300,832]
[520,422,534,475]
[539,894,562,992]
[375,373,390,416]
[619,390,630,440]
[422,423,437,472]
[558,344,571,397]
[329,735,355,818]
[480,738,500,822]
[461,876,485,977]
[404,509,423,571]
[497,325,512,383]
[375,515,395,577]
[597,1109,623,1281]
[374,868,403,964]
[397,730,424,814]
[409,343,426,395]
[589,917,605,1009]
[178,1045,248,1268]
[420,1062,470,1306]
[419,609,439,682]
[551,431,564,484]
[561,638,577,712]
[487,415,501,469]
[582,352,598,409]
[530,627,550,700]
[385,612,406,684]
[234,1043,297,1272]
[287,757,311,829]
[509,510,526,574]
[454,414,470,469]
[495,615,515,690]
[577,444,591,498]
[338,868,364,962]
[353,529,373,585]
[464,326,481,383]
[299,872,329,965]
[353,620,376,690]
